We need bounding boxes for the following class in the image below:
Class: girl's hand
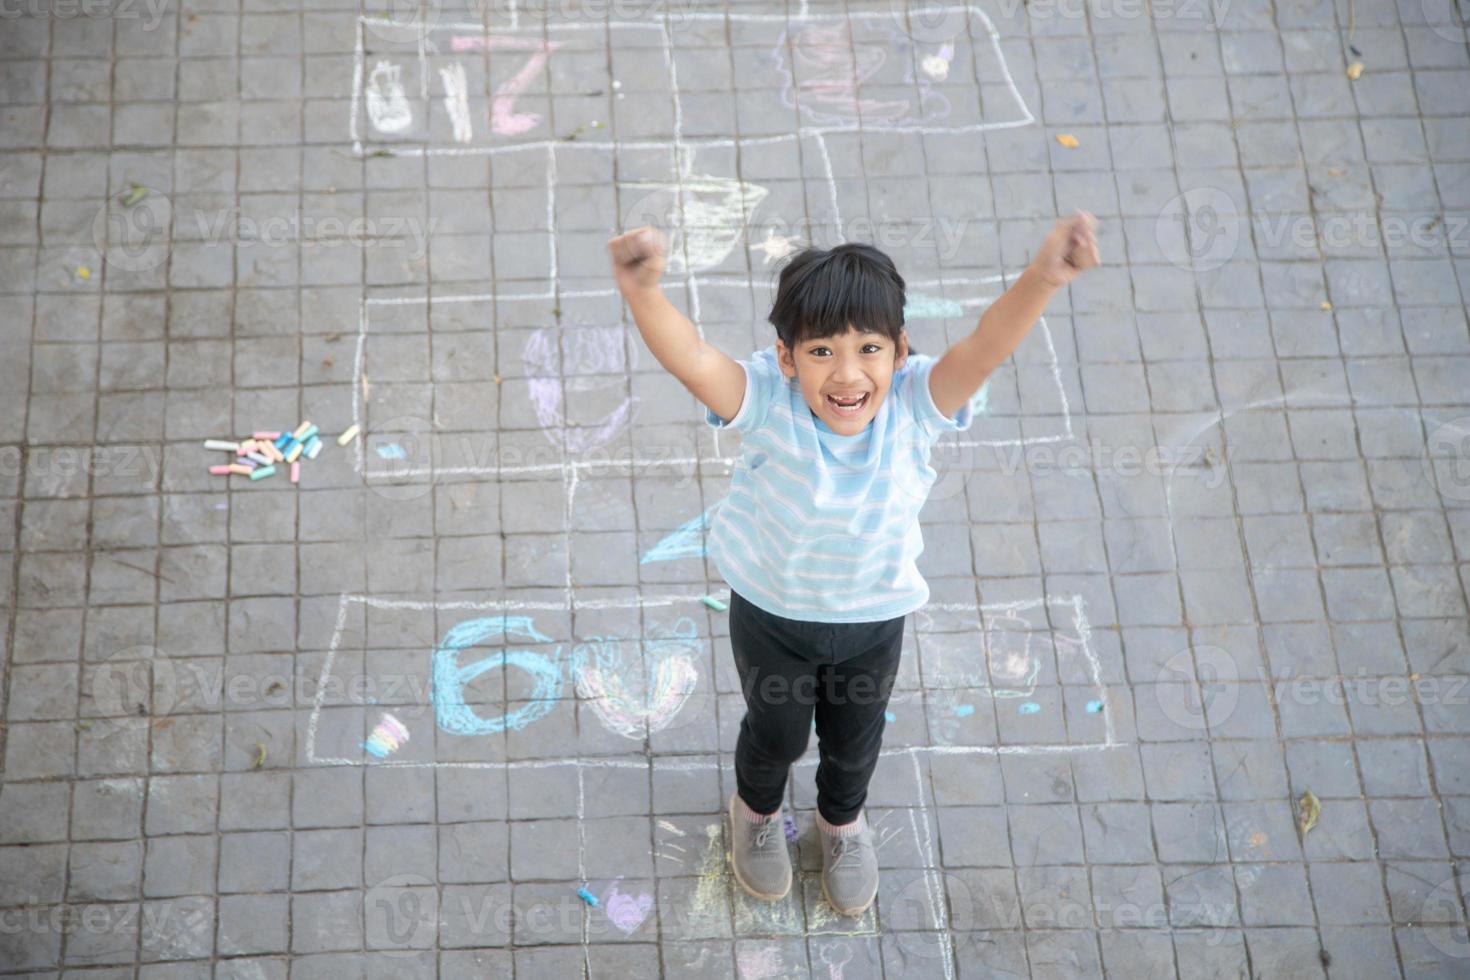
[1030,210,1100,289]
[607,226,668,294]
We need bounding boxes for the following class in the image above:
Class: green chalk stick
[701,596,728,612]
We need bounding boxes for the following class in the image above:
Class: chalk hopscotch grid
[346,6,1072,482]
[348,8,1036,154]
[307,590,1115,969]
[305,591,1120,772]
[335,10,1078,968]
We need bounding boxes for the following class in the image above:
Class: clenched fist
[607,226,668,295]
[1030,210,1101,289]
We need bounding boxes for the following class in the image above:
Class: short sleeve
[704,347,783,432]
[900,353,974,440]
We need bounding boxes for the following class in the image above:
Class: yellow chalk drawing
[686,822,729,939]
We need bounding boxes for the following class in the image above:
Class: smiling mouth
[825,393,870,417]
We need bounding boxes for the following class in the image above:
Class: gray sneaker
[819,815,879,916]
[727,794,792,901]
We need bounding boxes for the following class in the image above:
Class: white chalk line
[337,5,1062,964]
[910,752,956,979]
[311,691,1096,968]
[360,272,1011,306]
[305,592,1119,772]
[346,5,1067,477]
[348,6,1033,156]
[439,62,472,143]
[351,276,1076,477]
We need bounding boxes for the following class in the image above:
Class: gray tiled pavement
[2,0,1469,977]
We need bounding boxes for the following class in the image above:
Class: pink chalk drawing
[363,712,410,758]
[602,880,654,935]
[819,942,852,979]
[520,326,635,454]
[774,22,951,127]
[570,618,701,740]
[450,35,562,136]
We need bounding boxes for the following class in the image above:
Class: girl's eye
[808,344,883,356]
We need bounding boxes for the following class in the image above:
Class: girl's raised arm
[608,226,747,424]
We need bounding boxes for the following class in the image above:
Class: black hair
[768,242,914,354]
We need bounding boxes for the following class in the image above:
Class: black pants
[730,590,906,826]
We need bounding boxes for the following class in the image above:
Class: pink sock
[734,795,780,824]
[816,810,867,838]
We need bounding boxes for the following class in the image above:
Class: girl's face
[775,327,908,436]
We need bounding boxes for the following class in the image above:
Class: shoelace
[828,835,865,871]
[750,820,779,852]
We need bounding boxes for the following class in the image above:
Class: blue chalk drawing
[884,711,896,723]
[1086,699,1104,713]
[1017,701,1041,715]
[431,616,563,735]
[432,615,707,740]
[953,704,975,717]
[903,293,965,320]
[901,293,990,414]
[375,443,407,460]
[639,506,715,564]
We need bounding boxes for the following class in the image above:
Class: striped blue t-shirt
[704,346,974,623]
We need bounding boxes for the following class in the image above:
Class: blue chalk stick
[1018,701,1041,715]
[1086,699,1104,713]
[577,887,599,907]
[701,596,728,612]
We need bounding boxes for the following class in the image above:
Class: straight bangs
[768,243,907,350]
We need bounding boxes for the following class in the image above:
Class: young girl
[608,214,1099,916]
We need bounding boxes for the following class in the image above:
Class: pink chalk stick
[253,431,280,440]
[209,464,231,475]
[290,461,300,484]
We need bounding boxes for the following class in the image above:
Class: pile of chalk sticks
[204,422,361,484]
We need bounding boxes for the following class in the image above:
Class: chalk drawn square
[307,591,1117,772]
[307,590,1116,968]
[349,8,1032,154]
[353,19,673,152]
[350,291,1073,487]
